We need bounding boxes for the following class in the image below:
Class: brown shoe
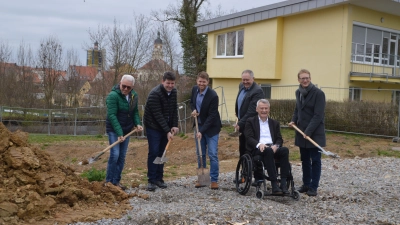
[195,182,206,188]
[210,182,219,190]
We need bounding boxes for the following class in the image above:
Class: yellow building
[196,0,400,122]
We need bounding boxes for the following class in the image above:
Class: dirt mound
[0,123,148,225]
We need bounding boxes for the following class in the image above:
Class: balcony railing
[350,53,400,79]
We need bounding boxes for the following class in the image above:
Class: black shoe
[280,179,289,195]
[147,182,157,191]
[115,183,127,191]
[154,180,167,189]
[306,188,317,196]
[297,185,309,193]
[271,181,283,195]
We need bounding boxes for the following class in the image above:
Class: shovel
[291,124,340,158]
[229,117,241,137]
[194,115,211,186]
[153,139,171,164]
[79,128,138,165]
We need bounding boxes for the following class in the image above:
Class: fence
[1,86,400,138]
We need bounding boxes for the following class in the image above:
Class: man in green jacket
[105,74,143,190]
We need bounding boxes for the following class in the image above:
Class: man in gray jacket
[234,70,264,158]
[289,69,326,196]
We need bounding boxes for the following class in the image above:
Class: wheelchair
[235,152,300,200]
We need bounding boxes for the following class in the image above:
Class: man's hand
[196,132,202,140]
[136,125,143,131]
[259,143,267,152]
[234,124,240,132]
[171,127,179,135]
[288,122,295,128]
[118,136,125,142]
[191,109,199,117]
[271,145,279,153]
[167,132,174,140]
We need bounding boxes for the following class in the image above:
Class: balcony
[350,53,400,83]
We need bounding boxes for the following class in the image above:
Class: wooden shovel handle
[101,128,138,153]
[194,115,204,167]
[291,124,321,148]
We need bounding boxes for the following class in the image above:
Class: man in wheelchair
[244,99,290,195]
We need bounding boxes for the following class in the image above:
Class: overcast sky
[0,0,285,65]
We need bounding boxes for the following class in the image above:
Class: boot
[280,178,290,195]
[271,181,283,195]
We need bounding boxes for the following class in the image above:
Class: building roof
[139,59,173,71]
[68,65,98,81]
[195,0,400,34]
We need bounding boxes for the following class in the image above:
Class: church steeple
[152,32,163,60]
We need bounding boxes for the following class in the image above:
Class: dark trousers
[239,129,247,157]
[146,127,168,183]
[300,147,321,190]
[253,147,290,181]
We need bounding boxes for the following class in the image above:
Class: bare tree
[156,22,181,71]
[106,15,153,85]
[36,35,64,109]
[0,41,13,106]
[16,40,37,108]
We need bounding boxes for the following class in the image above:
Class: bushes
[269,99,398,136]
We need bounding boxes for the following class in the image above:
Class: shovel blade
[197,168,211,186]
[153,157,168,164]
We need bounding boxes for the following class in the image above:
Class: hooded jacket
[106,84,141,136]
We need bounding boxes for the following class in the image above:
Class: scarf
[298,82,314,103]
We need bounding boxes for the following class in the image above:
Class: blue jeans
[194,127,219,182]
[105,131,130,185]
[300,147,321,190]
[146,127,168,183]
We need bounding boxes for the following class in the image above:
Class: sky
[0,0,285,65]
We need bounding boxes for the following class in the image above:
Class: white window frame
[216,30,244,58]
[349,87,361,101]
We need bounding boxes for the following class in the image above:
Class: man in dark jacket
[190,71,222,190]
[144,71,179,191]
[289,69,326,197]
[245,99,290,195]
[235,69,264,157]
[105,74,143,190]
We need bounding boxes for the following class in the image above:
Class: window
[261,84,271,99]
[392,90,400,105]
[351,24,400,66]
[216,30,244,57]
[349,87,361,101]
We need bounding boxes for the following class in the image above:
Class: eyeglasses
[298,77,310,81]
[121,85,132,90]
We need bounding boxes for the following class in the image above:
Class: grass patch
[80,167,106,182]
[289,150,300,161]
[221,124,235,134]
[28,134,107,144]
[377,149,400,158]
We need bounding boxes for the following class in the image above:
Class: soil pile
[0,123,148,225]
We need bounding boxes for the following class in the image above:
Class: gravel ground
[73,157,400,225]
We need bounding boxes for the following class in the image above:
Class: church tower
[152,32,163,60]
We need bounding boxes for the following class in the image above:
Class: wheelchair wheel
[235,154,253,195]
[256,190,264,199]
[292,190,300,201]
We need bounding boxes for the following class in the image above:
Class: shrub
[80,167,106,182]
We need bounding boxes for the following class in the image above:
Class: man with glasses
[144,71,179,191]
[289,69,326,196]
[105,74,143,190]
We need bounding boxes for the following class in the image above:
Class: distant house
[196,0,400,121]
[58,80,91,107]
